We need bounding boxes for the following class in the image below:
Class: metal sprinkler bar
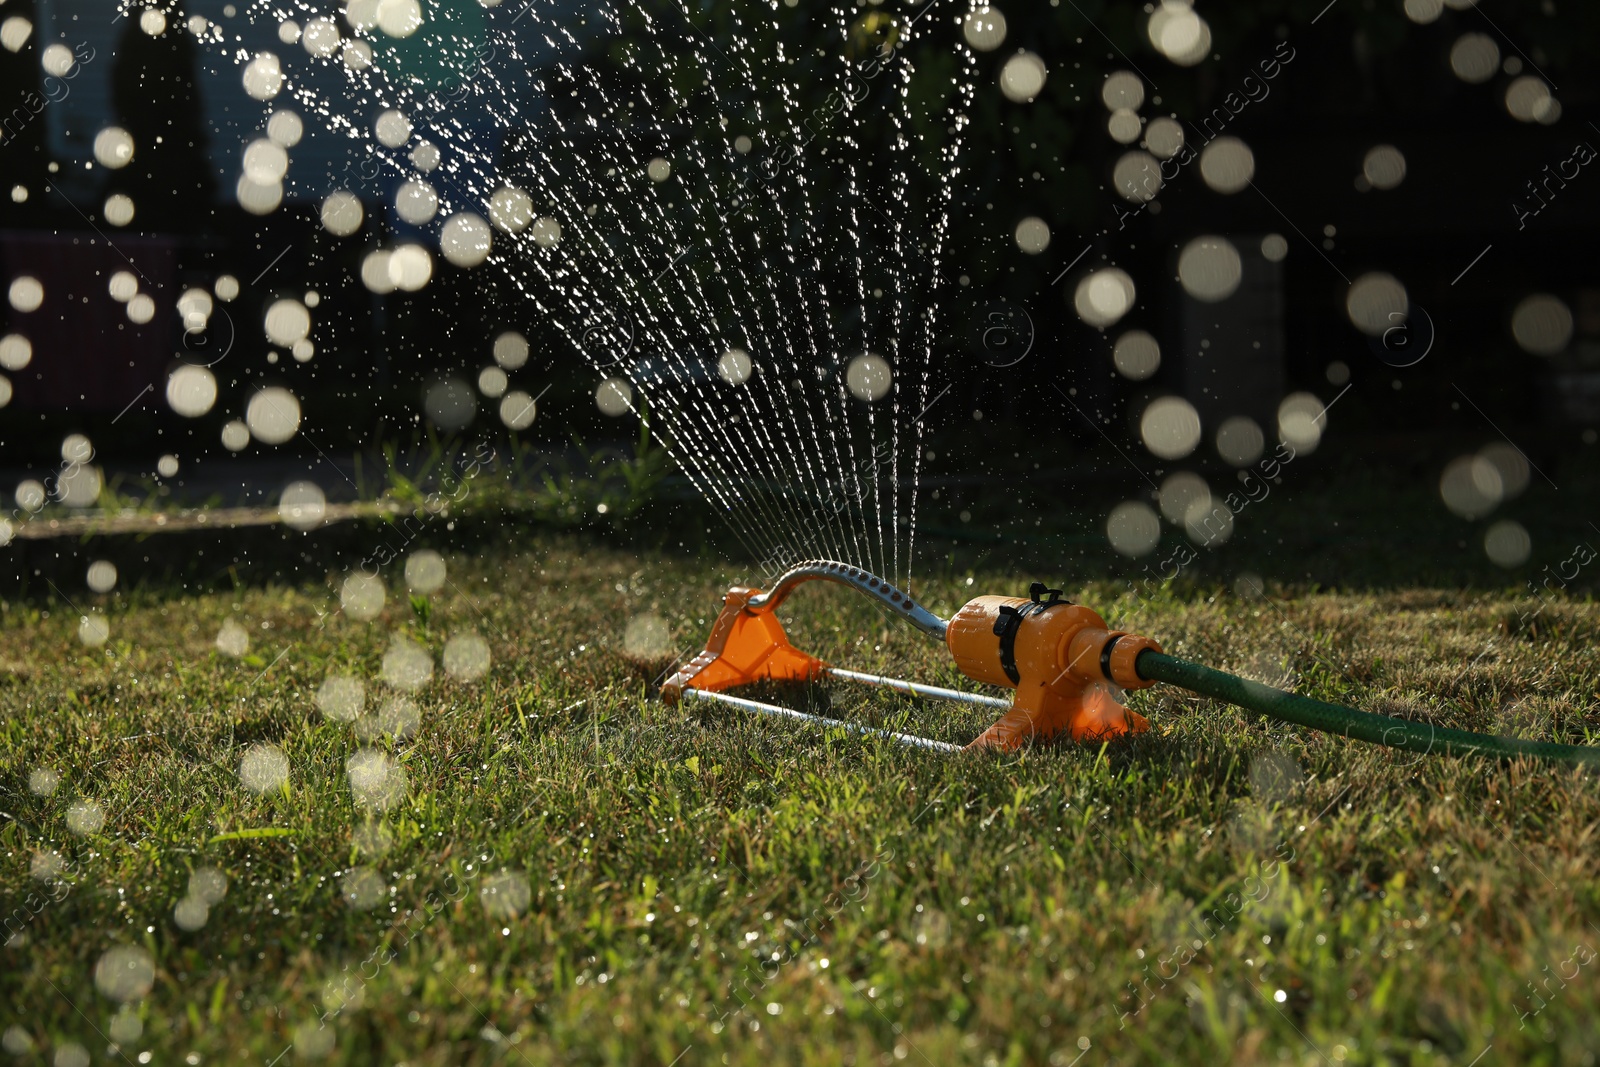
[662,560,1160,751]
[680,688,964,753]
[743,560,949,639]
[663,560,1600,765]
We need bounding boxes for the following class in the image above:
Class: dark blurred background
[1,0,1596,589]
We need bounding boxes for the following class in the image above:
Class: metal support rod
[823,666,1012,709]
[683,688,962,753]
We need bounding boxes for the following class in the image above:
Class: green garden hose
[1135,650,1600,765]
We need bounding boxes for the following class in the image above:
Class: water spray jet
[664,561,1600,764]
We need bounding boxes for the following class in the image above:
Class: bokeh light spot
[216,618,250,657]
[279,480,326,531]
[845,353,892,401]
[1178,236,1242,302]
[1140,396,1202,460]
[596,377,634,416]
[1277,392,1327,454]
[424,378,477,430]
[1073,268,1136,328]
[718,347,753,385]
[317,674,366,722]
[499,390,537,430]
[1345,273,1409,336]
[239,743,289,793]
[1106,501,1161,558]
[382,634,434,690]
[1449,33,1499,83]
[961,7,1006,51]
[86,560,117,593]
[405,550,447,594]
[321,191,364,236]
[1361,145,1407,190]
[1198,137,1254,194]
[67,799,105,835]
[481,871,532,918]
[623,613,674,658]
[443,632,491,680]
[1158,471,1210,524]
[1014,216,1051,254]
[166,364,218,417]
[441,213,494,267]
[1439,454,1504,520]
[1215,416,1265,466]
[1510,294,1572,355]
[342,573,386,621]
[1112,330,1160,381]
[245,387,302,445]
[1484,519,1531,567]
[1000,52,1047,102]
[93,946,155,1003]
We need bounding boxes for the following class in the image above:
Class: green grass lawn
[3,534,1598,1066]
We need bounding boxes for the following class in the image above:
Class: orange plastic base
[965,683,1149,751]
[660,587,827,703]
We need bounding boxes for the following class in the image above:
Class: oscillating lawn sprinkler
[663,561,1600,764]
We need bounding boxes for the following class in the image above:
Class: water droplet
[166,365,218,418]
[382,635,433,690]
[78,613,110,647]
[242,53,284,101]
[1140,396,1202,460]
[7,276,43,313]
[443,632,490,681]
[317,674,366,722]
[845,353,892,402]
[480,871,531,918]
[1112,330,1160,381]
[1106,501,1160,558]
[341,574,386,621]
[93,127,135,169]
[279,481,326,531]
[999,52,1047,102]
[1178,236,1242,302]
[1198,138,1254,195]
[239,743,290,793]
[623,614,673,658]
[245,387,302,445]
[961,7,1006,51]
[405,550,447,594]
[94,945,155,1003]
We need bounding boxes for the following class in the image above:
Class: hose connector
[946,590,1161,750]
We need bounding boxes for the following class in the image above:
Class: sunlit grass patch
[2,536,1598,1066]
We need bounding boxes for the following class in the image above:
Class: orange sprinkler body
[662,563,1162,752]
[945,584,1161,750]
